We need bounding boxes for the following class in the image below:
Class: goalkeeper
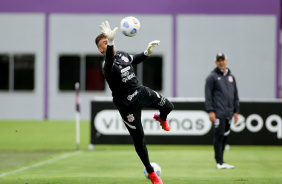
[95,21,174,184]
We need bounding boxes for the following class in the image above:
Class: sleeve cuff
[207,110,214,113]
[108,40,114,46]
[144,50,149,56]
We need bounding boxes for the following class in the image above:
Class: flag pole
[75,82,80,150]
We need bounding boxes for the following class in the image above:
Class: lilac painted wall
[0,0,280,119]
[0,0,279,15]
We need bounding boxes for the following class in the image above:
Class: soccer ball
[143,162,161,179]
[120,16,141,37]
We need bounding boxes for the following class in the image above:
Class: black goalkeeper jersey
[102,45,148,105]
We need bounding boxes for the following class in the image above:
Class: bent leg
[151,96,174,121]
[141,87,174,121]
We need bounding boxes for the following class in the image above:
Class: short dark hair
[95,33,106,47]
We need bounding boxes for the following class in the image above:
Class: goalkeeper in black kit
[95,21,174,184]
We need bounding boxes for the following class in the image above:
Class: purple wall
[0,0,280,118]
[0,0,279,15]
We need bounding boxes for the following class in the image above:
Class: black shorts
[115,86,173,131]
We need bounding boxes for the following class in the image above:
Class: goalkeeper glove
[144,40,160,56]
[100,21,118,43]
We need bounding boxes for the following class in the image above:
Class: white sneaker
[216,163,226,169]
[222,163,235,169]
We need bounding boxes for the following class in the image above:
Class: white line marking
[0,151,82,177]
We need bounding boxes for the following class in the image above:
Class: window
[14,54,35,90]
[132,55,163,91]
[59,55,80,90]
[142,56,163,91]
[0,54,35,91]
[85,55,105,90]
[58,54,163,91]
[0,54,9,90]
[59,55,105,91]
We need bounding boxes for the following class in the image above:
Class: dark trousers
[116,86,174,173]
[213,118,231,164]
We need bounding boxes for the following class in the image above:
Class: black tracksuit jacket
[205,67,240,119]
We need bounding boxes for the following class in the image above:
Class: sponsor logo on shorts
[127,90,138,101]
[158,97,166,106]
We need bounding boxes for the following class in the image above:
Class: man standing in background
[205,52,240,169]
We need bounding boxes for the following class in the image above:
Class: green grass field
[0,120,282,184]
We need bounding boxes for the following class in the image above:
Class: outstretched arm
[131,40,160,64]
[131,52,148,64]
[100,21,118,73]
[104,45,115,73]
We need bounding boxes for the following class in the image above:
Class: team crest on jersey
[228,76,233,82]
[121,56,129,62]
[127,114,135,122]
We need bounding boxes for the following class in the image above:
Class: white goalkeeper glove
[100,21,118,43]
[144,40,160,56]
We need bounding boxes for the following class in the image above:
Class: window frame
[0,53,35,92]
